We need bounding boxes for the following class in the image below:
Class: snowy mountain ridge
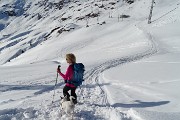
[0,0,148,65]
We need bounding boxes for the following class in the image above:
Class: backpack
[71,63,85,87]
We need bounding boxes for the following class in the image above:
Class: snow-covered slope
[0,0,180,119]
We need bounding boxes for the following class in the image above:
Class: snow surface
[0,0,180,119]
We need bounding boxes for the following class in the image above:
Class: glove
[57,68,60,73]
[57,65,61,73]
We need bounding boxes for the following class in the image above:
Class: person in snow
[57,53,77,104]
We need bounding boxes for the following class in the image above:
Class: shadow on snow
[111,100,170,108]
[0,82,64,95]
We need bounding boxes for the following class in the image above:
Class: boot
[72,98,77,104]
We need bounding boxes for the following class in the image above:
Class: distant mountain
[0,0,134,65]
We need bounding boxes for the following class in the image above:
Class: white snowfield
[0,0,180,119]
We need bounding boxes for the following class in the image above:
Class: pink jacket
[58,65,75,88]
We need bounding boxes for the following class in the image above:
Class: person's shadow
[111,100,170,108]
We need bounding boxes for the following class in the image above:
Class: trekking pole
[52,65,61,104]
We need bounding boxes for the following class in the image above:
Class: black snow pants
[63,85,77,101]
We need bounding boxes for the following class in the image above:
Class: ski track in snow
[81,27,158,119]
